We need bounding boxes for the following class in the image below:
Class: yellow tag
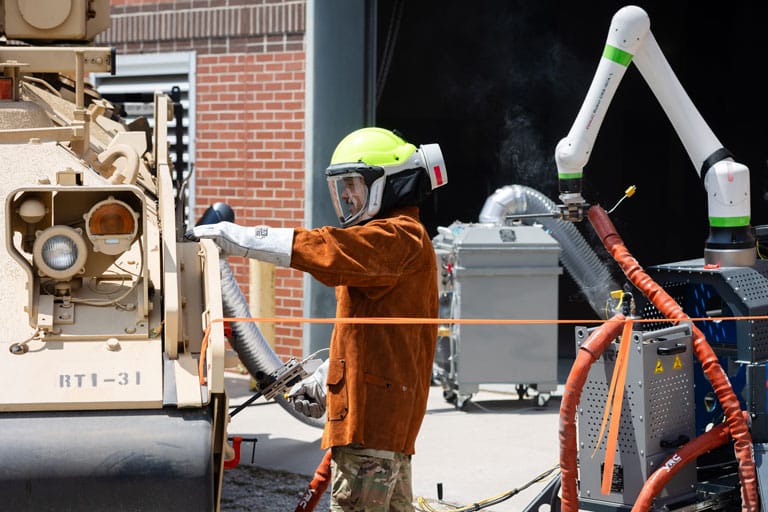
[673,355,683,369]
[655,359,664,374]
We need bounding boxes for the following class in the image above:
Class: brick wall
[100,0,307,358]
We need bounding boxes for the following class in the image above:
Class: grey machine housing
[432,221,561,409]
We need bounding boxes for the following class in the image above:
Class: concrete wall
[303,0,375,355]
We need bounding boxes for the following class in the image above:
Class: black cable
[549,476,562,512]
[229,390,263,417]
[376,0,404,106]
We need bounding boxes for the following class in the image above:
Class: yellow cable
[415,464,560,511]
[757,241,767,260]
[605,290,624,319]
[607,184,637,214]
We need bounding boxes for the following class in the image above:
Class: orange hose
[294,449,333,512]
[588,205,758,512]
[560,314,626,512]
[632,416,739,512]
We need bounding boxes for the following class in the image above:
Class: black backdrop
[375,1,768,358]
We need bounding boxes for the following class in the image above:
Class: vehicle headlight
[33,226,88,280]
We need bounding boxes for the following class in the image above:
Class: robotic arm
[556,5,754,266]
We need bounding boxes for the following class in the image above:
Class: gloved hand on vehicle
[185,221,294,266]
[287,359,329,419]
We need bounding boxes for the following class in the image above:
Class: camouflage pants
[330,445,413,511]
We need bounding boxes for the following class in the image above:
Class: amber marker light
[88,201,135,236]
[84,198,139,255]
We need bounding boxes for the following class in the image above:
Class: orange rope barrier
[203,314,768,326]
[196,314,768,386]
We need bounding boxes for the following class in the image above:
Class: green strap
[709,216,750,228]
[603,45,633,67]
[558,172,583,180]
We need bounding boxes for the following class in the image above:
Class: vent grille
[648,371,693,440]
[581,380,638,455]
[728,268,768,304]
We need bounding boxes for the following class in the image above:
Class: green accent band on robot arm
[558,172,583,180]
[603,45,633,66]
[709,216,751,228]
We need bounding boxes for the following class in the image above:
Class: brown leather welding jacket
[289,206,438,455]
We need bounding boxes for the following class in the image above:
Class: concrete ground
[225,373,562,511]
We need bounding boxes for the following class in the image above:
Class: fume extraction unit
[432,221,561,409]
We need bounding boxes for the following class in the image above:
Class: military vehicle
[0,1,319,509]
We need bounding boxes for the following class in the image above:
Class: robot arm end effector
[558,190,589,222]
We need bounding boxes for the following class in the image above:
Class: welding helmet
[326,127,447,227]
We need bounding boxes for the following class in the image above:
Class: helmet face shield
[327,173,369,227]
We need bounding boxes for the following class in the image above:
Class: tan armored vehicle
[0,1,257,509]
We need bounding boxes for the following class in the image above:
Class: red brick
[111,4,307,359]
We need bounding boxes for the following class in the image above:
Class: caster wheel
[455,394,472,411]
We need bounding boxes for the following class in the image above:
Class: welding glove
[287,359,329,419]
[185,221,294,267]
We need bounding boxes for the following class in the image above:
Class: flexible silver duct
[479,184,620,317]
[219,258,324,429]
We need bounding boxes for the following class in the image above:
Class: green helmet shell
[330,127,417,167]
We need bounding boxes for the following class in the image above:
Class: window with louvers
[92,51,196,230]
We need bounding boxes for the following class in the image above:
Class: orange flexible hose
[294,449,332,512]
[560,314,626,512]
[588,205,758,512]
[631,415,740,512]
